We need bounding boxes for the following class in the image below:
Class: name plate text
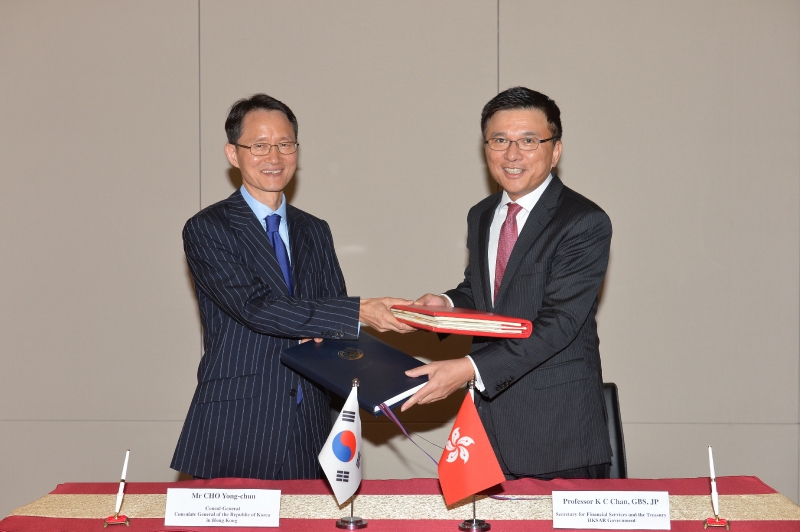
[164,488,280,527]
[552,491,670,530]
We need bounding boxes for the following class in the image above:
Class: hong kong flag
[438,392,506,505]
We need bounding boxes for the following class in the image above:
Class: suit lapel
[477,194,501,311]
[286,205,310,293]
[227,190,291,296]
[494,175,564,306]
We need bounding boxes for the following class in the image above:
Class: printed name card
[164,488,280,527]
[552,491,670,530]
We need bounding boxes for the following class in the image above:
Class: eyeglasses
[485,136,557,151]
[235,141,299,156]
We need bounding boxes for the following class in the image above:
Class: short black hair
[225,93,298,144]
[481,87,562,140]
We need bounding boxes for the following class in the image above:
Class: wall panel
[499,0,799,498]
[0,420,185,518]
[0,0,200,517]
[198,0,498,298]
[625,423,799,502]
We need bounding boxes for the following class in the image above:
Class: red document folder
[391,305,532,338]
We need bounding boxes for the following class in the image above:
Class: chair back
[603,382,627,479]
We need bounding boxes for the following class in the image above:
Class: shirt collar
[498,173,554,213]
[240,185,288,222]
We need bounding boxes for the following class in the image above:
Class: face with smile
[484,108,562,201]
[224,109,297,210]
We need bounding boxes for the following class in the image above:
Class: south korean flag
[318,385,362,505]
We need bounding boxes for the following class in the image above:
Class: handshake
[357,293,449,334]
[356,294,475,412]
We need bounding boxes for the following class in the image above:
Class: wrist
[463,358,475,380]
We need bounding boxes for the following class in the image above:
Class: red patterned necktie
[494,202,523,300]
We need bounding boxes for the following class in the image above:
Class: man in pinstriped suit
[404,87,612,479]
[171,94,413,480]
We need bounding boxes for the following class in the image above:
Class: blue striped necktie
[265,214,302,404]
[265,214,293,296]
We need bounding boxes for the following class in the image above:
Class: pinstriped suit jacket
[171,190,360,479]
[445,174,612,476]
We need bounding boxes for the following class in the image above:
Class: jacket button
[289,389,297,396]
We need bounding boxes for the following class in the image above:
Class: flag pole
[335,379,368,530]
[458,380,491,531]
[472,494,477,521]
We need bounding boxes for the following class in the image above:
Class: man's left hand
[401,358,474,411]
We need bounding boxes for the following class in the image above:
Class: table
[2,476,799,531]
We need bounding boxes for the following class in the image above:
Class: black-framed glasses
[485,136,557,151]
[235,141,299,156]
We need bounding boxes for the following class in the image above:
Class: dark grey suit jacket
[445,175,612,476]
[171,189,360,479]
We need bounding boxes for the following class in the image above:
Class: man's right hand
[414,293,452,307]
[359,297,416,333]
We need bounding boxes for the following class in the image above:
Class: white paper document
[552,491,670,530]
[164,488,280,527]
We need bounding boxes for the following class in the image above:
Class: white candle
[708,446,716,479]
[121,450,130,481]
[114,450,130,516]
[708,446,719,517]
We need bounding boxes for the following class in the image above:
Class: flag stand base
[459,494,490,530]
[336,516,368,530]
[458,518,490,531]
[336,496,367,529]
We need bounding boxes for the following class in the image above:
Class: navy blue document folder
[280,333,428,416]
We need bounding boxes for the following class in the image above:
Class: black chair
[603,382,627,479]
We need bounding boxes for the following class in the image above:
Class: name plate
[552,491,670,530]
[164,488,280,527]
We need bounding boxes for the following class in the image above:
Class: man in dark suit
[171,94,412,480]
[404,87,612,479]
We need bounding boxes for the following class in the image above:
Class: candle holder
[103,514,130,527]
[703,516,730,529]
